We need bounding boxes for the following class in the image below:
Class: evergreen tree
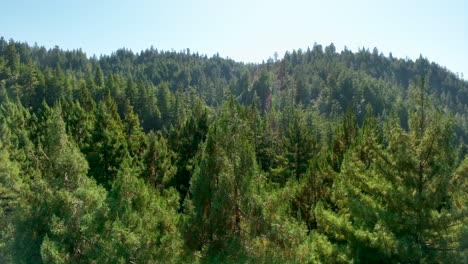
[0,98,36,171]
[142,131,176,190]
[122,99,147,161]
[157,82,176,129]
[9,107,108,263]
[60,99,95,152]
[283,107,317,181]
[316,85,465,262]
[5,39,20,76]
[329,105,359,172]
[100,157,183,263]
[184,99,263,259]
[254,110,280,173]
[135,81,161,131]
[94,65,105,88]
[253,69,273,115]
[86,91,128,189]
[77,80,96,112]
[18,61,43,108]
[0,139,23,263]
[168,102,208,199]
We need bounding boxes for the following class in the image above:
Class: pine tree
[86,91,128,189]
[0,98,35,171]
[8,107,108,263]
[0,138,23,263]
[168,102,208,199]
[184,99,262,259]
[94,65,105,88]
[77,80,96,112]
[18,61,43,108]
[100,157,183,263]
[253,69,273,115]
[255,110,279,172]
[135,81,161,131]
[328,105,359,172]
[122,99,147,160]
[60,99,95,152]
[43,65,67,106]
[292,154,335,231]
[282,107,317,181]
[157,82,175,129]
[316,82,465,262]
[142,131,176,190]
[5,39,20,76]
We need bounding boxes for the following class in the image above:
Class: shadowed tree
[184,98,264,260]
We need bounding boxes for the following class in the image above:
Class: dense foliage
[0,37,467,263]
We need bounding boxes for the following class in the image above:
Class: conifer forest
[0,38,467,263]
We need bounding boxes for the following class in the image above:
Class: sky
[1,0,467,77]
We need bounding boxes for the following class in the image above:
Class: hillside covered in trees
[0,37,467,263]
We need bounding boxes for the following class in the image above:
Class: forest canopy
[0,37,467,263]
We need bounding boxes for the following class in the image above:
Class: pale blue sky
[1,0,467,76]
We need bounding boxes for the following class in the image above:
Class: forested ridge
[0,37,466,263]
